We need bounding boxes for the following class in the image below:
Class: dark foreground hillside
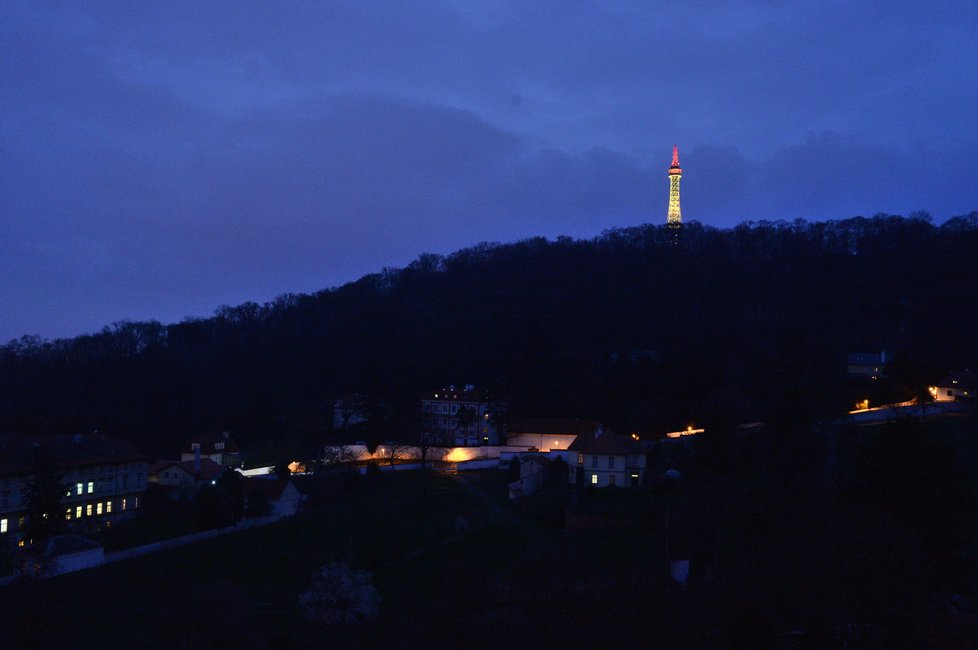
[3,417,978,650]
[0,213,976,455]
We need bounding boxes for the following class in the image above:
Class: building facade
[847,351,889,380]
[149,458,224,492]
[181,431,240,467]
[0,433,148,547]
[568,429,646,488]
[421,385,503,446]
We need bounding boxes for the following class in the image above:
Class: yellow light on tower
[667,145,683,228]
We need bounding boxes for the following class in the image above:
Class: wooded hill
[2,213,976,458]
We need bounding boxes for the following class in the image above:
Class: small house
[847,351,889,380]
[508,455,552,499]
[20,535,104,577]
[181,432,240,467]
[149,458,224,491]
[240,478,303,517]
[929,371,976,402]
[568,429,646,488]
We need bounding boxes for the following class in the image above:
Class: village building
[421,385,503,446]
[149,458,225,492]
[929,371,976,402]
[508,455,553,499]
[0,433,148,546]
[180,431,240,467]
[568,428,646,488]
[847,351,889,380]
[240,477,304,517]
[19,534,104,577]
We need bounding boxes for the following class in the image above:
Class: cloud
[1,1,977,340]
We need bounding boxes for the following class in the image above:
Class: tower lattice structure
[667,144,682,227]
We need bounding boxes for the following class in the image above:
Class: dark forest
[2,213,976,457]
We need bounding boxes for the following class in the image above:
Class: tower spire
[667,145,682,227]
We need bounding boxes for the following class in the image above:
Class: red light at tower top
[669,144,682,175]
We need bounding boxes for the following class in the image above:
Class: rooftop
[937,370,977,390]
[150,458,225,481]
[424,385,495,402]
[0,433,146,476]
[182,431,240,455]
[568,429,643,455]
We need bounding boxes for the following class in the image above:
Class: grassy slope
[0,471,532,649]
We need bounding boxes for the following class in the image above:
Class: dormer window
[215,442,224,450]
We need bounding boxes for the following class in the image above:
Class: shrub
[297,561,381,626]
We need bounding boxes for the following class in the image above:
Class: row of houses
[0,431,297,552]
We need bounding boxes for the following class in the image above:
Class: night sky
[3,1,977,342]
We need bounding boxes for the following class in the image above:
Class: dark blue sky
[2,1,977,342]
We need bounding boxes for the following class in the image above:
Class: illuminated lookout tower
[667,144,683,228]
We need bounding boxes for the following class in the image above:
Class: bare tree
[417,412,445,469]
[456,405,477,445]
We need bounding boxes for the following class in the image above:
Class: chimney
[194,446,201,472]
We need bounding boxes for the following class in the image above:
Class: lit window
[122,498,127,511]
[86,504,93,516]
[577,453,584,465]
[96,502,103,515]
[76,483,83,496]
[87,481,94,494]
[106,501,112,513]
[65,509,71,520]
[0,518,7,533]
[76,506,82,518]
[590,474,598,485]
